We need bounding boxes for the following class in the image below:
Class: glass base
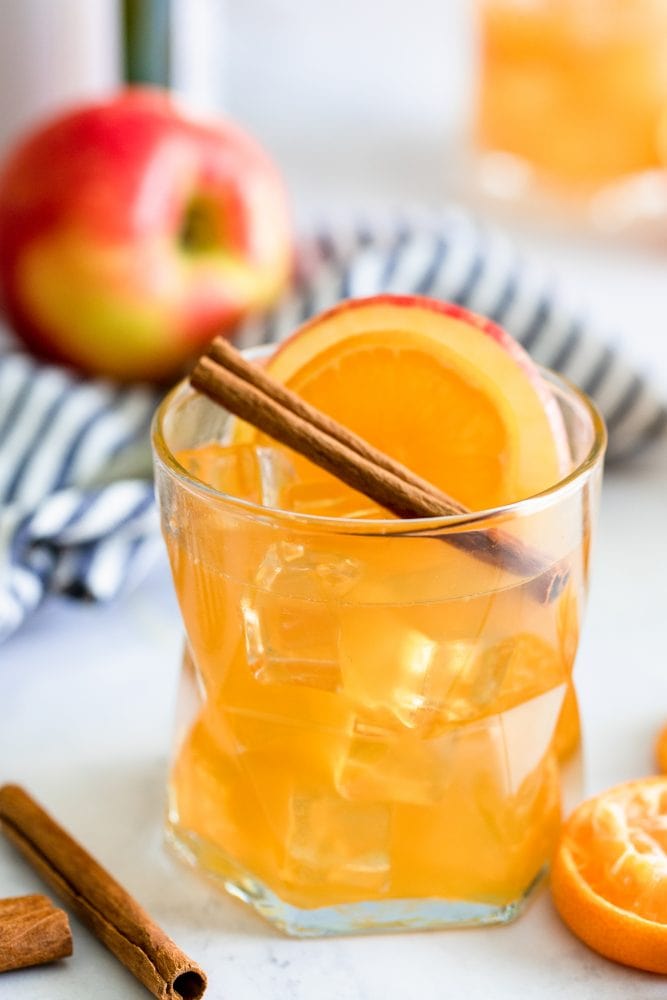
[166,820,547,938]
[445,141,667,246]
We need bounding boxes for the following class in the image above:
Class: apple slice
[238,294,569,513]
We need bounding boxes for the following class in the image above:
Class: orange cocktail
[476,0,667,189]
[152,297,605,935]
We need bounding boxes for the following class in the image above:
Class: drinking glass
[475,0,667,223]
[152,354,606,936]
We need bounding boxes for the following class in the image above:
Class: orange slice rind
[236,295,569,515]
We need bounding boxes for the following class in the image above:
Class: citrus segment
[551,777,667,973]
[239,295,568,513]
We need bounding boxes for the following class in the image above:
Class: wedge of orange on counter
[551,777,667,974]
[235,295,569,515]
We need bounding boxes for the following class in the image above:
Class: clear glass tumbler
[474,0,667,226]
[152,357,606,936]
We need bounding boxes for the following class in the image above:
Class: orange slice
[551,777,667,974]
[238,295,568,513]
[656,724,667,774]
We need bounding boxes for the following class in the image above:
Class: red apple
[0,88,292,381]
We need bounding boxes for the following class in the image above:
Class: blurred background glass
[473,0,667,229]
[476,0,667,188]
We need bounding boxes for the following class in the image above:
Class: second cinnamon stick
[0,894,72,973]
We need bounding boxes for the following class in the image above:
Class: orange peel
[551,777,667,974]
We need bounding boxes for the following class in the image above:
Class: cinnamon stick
[208,336,471,510]
[191,343,567,603]
[0,894,72,973]
[0,785,206,1000]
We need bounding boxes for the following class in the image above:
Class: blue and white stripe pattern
[0,348,158,641]
[238,211,667,462]
[1,210,666,641]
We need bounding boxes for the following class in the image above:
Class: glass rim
[152,352,607,537]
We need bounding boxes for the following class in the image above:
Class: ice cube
[499,683,567,794]
[241,541,361,690]
[281,792,391,891]
[557,579,581,670]
[169,707,246,852]
[390,712,562,901]
[254,447,299,508]
[282,478,385,519]
[338,606,477,731]
[222,682,355,759]
[335,719,458,805]
[178,442,296,506]
[230,721,391,894]
[479,633,567,708]
[472,705,563,878]
[431,632,568,727]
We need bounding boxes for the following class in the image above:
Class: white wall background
[225,0,475,214]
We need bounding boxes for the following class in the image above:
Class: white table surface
[3,2,667,992]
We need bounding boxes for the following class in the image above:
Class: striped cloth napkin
[2,210,666,641]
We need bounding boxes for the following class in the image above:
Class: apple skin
[0,88,292,381]
[280,293,540,383]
